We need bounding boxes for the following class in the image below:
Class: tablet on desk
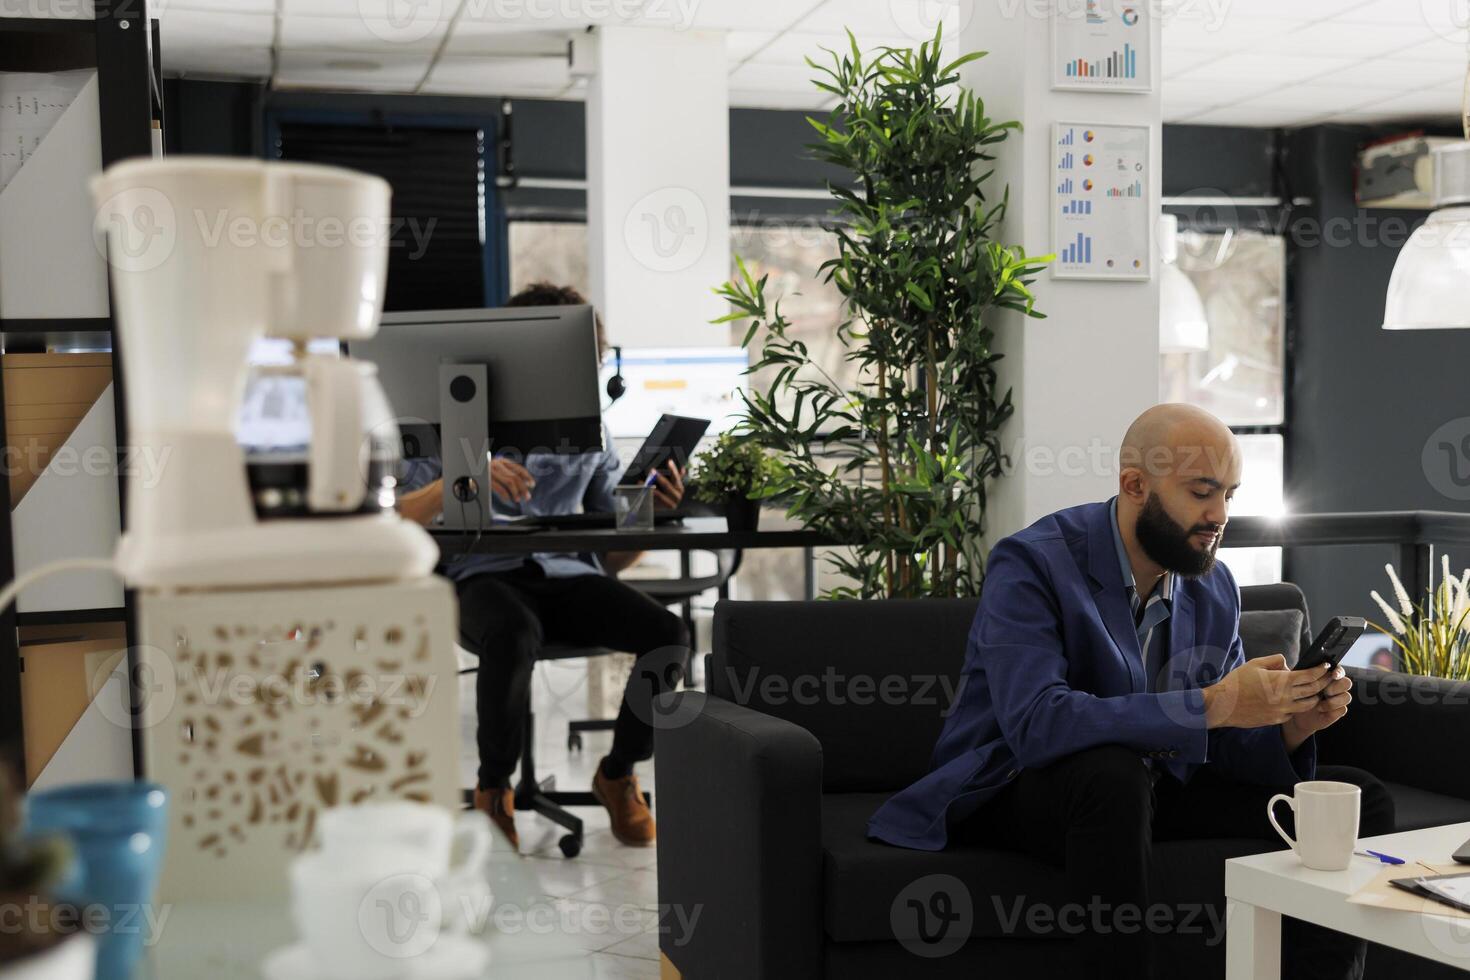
[618,414,711,488]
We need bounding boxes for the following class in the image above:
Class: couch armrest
[1317,667,1470,799]
[653,691,824,980]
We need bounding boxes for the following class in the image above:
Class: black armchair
[654,587,1470,979]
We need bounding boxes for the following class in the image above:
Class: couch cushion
[1239,608,1304,665]
[822,793,1265,945]
[712,600,977,793]
[1384,781,1470,832]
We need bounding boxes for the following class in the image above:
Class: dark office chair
[566,548,743,749]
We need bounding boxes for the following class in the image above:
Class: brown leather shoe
[592,761,656,847]
[473,785,519,851]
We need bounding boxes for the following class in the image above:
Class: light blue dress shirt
[398,421,621,582]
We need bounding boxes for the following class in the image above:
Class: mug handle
[1267,793,1297,852]
[447,810,494,878]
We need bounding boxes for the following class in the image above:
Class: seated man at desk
[396,282,688,851]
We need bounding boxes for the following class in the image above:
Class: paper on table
[1348,862,1470,921]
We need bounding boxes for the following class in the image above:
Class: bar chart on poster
[1052,123,1151,281]
[1053,0,1152,92]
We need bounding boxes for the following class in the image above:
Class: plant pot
[0,931,94,980]
[726,494,761,532]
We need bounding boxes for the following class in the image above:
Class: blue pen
[1355,849,1405,865]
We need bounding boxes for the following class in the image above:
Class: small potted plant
[0,767,92,980]
[691,433,780,532]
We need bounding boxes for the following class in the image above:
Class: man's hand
[1201,655,1335,729]
[490,457,535,504]
[652,460,685,510]
[1281,667,1352,750]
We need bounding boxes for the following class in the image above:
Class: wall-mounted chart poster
[1053,0,1152,93]
[1052,123,1151,281]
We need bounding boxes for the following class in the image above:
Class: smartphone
[1296,616,1367,672]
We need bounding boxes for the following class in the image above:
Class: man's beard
[1135,492,1220,579]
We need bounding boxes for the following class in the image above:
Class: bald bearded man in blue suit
[869,404,1393,979]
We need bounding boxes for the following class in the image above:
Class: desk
[430,517,835,600]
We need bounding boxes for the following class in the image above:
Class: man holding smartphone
[869,403,1393,979]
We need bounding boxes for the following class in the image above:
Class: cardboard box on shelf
[2,352,114,507]
[19,620,127,787]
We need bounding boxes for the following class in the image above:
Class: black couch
[655,585,1470,979]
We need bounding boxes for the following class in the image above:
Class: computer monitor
[599,346,747,439]
[350,305,604,459]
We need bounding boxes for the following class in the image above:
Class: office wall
[1283,124,1470,627]
[160,82,846,209]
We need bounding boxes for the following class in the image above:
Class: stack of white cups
[269,802,494,980]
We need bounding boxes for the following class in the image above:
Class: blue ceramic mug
[24,781,169,980]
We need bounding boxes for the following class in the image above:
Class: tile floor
[462,658,668,979]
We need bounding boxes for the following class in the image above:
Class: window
[728,221,852,420]
[1162,228,1288,586]
[507,220,589,298]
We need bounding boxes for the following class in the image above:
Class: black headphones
[605,345,626,402]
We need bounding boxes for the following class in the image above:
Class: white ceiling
[155,0,1470,127]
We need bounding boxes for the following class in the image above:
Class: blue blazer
[868,498,1315,851]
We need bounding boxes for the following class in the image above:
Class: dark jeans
[957,745,1395,980]
[455,563,690,788]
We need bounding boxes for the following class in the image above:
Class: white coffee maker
[91,158,460,902]
[93,157,437,589]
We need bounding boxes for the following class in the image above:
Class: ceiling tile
[1162,15,1311,52]
[1390,35,1470,63]
[1245,20,1436,58]
[1190,0,1372,19]
[423,54,570,94]
[726,30,773,61]
[157,9,273,49]
[728,61,833,94]
[280,12,449,53]
[1164,77,1278,105]
[1185,105,1322,127]
[1333,0,1468,34]
[1313,57,1465,89]
[741,30,920,67]
[793,0,965,44]
[1348,88,1465,116]
[441,26,567,57]
[1169,52,1359,85]
[274,47,432,90]
[1163,46,1226,79]
[161,0,274,14]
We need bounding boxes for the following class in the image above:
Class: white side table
[1225,820,1470,979]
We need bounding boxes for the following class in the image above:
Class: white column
[961,5,1163,540]
[585,26,730,349]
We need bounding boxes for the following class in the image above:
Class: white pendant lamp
[1383,142,1470,330]
[1159,214,1210,353]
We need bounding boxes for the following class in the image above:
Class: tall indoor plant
[716,28,1049,598]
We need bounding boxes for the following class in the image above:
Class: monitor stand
[438,362,492,532]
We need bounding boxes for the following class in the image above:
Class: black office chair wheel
[558,834,582,858]
[568,732,583,752]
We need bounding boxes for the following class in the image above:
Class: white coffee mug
[318,801,492,879]
[290,849,444,980]
[1267,780,1361,871]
